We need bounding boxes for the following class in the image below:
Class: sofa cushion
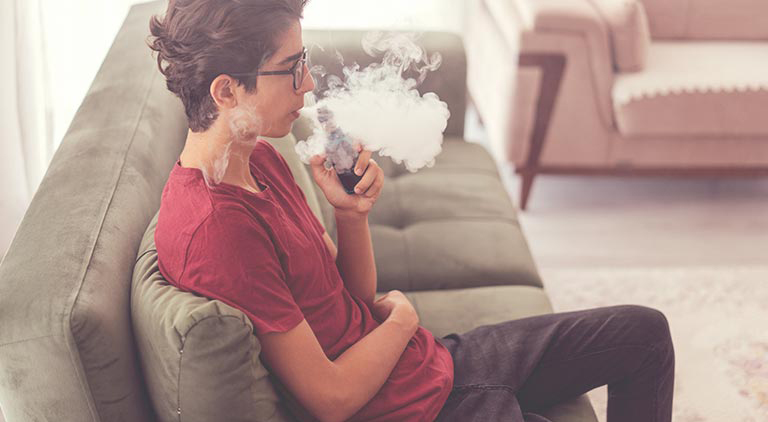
[612,42,768,137]
[401,285,554,337]
[369,139,543,292]
[131,211,293,422]
[589,0,651,72]
[640,0,768,41]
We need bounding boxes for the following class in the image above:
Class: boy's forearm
[334,209,377,308]
[328,316,417,422]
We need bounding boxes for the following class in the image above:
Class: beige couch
[466,0,768,209]
[0,1,598,421]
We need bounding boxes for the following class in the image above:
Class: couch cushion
[131,212,293,422]
[400,285,554,337]
[369,139,543,292]
[613,42,768,137]
[640,0,768,41]
[396,285,598,422]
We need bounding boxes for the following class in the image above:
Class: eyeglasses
[229,47,308,91]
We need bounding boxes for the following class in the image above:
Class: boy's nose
[300,64,315,94]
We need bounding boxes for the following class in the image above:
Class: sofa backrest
[0,1,180,420]
[640,0,768,40]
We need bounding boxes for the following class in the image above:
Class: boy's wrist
[334,208,368,222]
[388,307,419,336]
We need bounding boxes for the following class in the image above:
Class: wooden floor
[502,168,768,270]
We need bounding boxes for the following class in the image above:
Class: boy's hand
[371,290,419,333]
[308,144,384,216]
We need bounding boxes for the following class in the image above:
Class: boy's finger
[354,150,372,175]
[309,153,326,165]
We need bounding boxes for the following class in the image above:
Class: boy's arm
[259,308,417,422]
[332,210,377,308]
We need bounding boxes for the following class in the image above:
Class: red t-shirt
[155,139,454,421]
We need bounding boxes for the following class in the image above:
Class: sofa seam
[65,67,158,422]
[177,332,185,422]
[179,314,252,339]
[135,248,157,264]
[0,333,55,349]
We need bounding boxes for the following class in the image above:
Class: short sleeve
[181,207,305,336]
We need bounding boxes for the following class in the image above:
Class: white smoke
[199,101,262,189]
[295,32,450,173]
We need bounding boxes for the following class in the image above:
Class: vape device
[316,106,364,194]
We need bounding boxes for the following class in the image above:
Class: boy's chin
[262,124,293,139]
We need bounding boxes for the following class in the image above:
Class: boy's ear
[209,74,239,110]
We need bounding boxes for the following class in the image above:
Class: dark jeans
[434,305,675,422]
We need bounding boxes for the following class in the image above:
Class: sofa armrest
[300,29,466,139]
[489,0,648,73]
[487,0,608,41]
[483,0,616,134]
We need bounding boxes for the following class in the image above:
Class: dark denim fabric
[434,305,675,422]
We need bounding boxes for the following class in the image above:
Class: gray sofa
[0,1,597,421]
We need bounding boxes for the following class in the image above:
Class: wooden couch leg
[520,171,535,210]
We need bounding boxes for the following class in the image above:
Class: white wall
[303,0,464,31]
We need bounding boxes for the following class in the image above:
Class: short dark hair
[148,0,309,132]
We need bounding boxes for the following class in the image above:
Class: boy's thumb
[309,153,326,167]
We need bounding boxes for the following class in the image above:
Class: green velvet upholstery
[365,139,541,292]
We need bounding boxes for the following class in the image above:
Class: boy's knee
[618,305,673,347]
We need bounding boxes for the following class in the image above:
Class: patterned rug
[541,266,768,422]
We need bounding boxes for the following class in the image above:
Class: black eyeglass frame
[229,47,308,91]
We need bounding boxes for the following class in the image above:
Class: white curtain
[0,0,145,260]
[0,0,53,260]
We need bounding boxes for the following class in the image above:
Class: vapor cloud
[295,32,450,174]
